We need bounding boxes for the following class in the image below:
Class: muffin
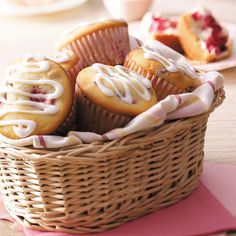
[47,50,79,85]
[142,12,183,53]
[76,63,157,134]
[0,54,74,139]
[178,6,232,62]
[124,40,201,100]
[55,19,131,75]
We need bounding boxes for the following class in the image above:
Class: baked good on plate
[124,40,201,100]
[0,54,74,139]
[178,6,232,62]
[76,63,157,134]
[142,12,183,53]
[55,19,131,75]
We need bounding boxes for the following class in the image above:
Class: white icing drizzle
[47,50,72,64]
[143,40,198,79]
[0,120,36,138]
[0,55,64,138]
[1,78,63,100]
[92,63,152,104]
[7,54,50,73]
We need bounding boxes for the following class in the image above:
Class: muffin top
[48,50,79,72]
[0,55,73,139]
[125,40,201,90]
[56,18,128,50]
[77,64,157,116]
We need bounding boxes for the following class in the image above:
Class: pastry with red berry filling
[142,12,183,53]
[178,6,232,62]
[0,55,74,139]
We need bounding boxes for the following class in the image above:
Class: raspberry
[202,13,227,54]
[30,86,46,103]
[170,20,177,28]
[204,14,216,27]
[150,16,168,32]
[192,12,202,21]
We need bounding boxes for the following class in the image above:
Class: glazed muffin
[178,6,232,63]
[142,12,183,53]
[0,54,74,139]
[55,19,131,75]
[48,50,79,85]
[124,40,201,100]
[76,63,157,134]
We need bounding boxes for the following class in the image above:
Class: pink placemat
[202,162,236,217]
[1,162,236,236]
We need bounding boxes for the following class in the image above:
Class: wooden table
[0,0,236,235]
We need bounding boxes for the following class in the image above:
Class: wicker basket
[0,88,224,234]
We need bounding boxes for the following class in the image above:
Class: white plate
[129,21,236,71]
[0,0,87,16]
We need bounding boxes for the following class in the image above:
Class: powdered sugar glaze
[143,40,198,78]
[47,50,72,64]
[92,63,152,104]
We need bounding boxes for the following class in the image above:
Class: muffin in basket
[142,12,183,53]
[55,18,131,75]
[0,54,74,139]
[124,40,201,100]
[178,6,232,62]
[47,49,79,85]
[76,63,157,134]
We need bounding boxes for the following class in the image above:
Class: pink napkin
[1,162,236,236]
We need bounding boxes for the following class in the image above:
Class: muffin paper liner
[67,67,79,85]
[124,57,184,101]
[55,98,78,135]
[77,86,132,134]
[61,26,130,75]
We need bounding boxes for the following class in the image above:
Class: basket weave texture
[0,89,224,234]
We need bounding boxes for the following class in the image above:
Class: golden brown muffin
[76,63,157,134]
[0,55,74,139]
[48,50,79,85]
[124,40,201,100]
[178,6,232,63]
[55,19,130,74]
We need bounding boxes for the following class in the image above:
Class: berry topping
[170,21,177,28]
[206,35,228,54]
[191,10,228,55]
[192,12,202,21]
[30,86,46,103]
[149,16,177,33]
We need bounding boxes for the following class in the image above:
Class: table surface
[0,0,236,235]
